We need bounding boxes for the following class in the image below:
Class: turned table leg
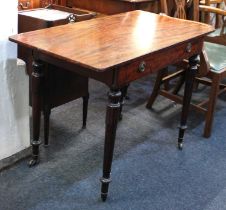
[82,93,89,129]
[119,85,129,121]
[100,89,121,201]
[44,105,51,146]
[29,60,44,167]
[178,55,198,150]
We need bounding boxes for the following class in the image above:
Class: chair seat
[208,27,226,37]
[204,42,226,73]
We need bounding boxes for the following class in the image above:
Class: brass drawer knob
[138,61,146,73]
[186,43,192,53]
[69,14,77,23]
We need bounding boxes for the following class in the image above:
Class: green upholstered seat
[208,27,226,37]
[204,41,226,73]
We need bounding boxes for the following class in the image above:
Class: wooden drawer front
[117,38,203,86]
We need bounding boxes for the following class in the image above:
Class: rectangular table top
[10,10,213,72]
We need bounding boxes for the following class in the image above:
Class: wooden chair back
[200,4,226,46]
[160,0,200,21]
[200,0,225,28]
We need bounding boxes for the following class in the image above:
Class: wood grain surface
[10,11,213,71]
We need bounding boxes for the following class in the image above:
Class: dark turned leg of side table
[82,93,89,129]
[44,105,51,146]
[119,85,129,121]
[178,54,199,150]
[123,84,130,100]
[28,60,44,167]
[100,89,121,201]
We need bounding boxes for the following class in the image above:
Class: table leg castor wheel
[178,142,183,150]
[28,158,39,167]
[101,193,108,202]
[44,143,49,148]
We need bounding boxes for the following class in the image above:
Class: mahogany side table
[10,11,213,200]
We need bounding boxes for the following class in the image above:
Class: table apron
[116,38,204,87]
[34,37,203,89]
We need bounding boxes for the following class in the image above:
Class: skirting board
[0,146,31,172]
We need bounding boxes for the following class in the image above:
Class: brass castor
[178,142,183,150]
[101,193,108,202]
[28,157,39,167]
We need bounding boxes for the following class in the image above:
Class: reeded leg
[119,85,129,121]
[178,55,198,150]
[82,94,89,129]
[29,60,44,167]
[44,106,51,146]
[203,75,220,138]
[100,89,121,201]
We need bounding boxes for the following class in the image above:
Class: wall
[0,1,30,161]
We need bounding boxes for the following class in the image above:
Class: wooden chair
[200,0,226,28]
[146,0,226,138]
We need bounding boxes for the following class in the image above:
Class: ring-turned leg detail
[100,177,112,201]
[178,125,187,150]
[101,89,121,201]
[29,60,44,167]
[177,54,198,150]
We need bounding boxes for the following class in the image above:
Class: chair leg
[192,79,199,91]
[146,68,168,109]
[44,106,51,147]
[163,69,170,91]
[82,94,89,129]
[173,73,186,95]
[203,75,220,138]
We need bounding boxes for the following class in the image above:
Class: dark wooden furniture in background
[18,0,160,13]
[18,0,67,10]
[67,0,159,14]
[18,5,96,146]
[10,11,213,200]
[40,0,67,7]
[18,0,40,10]
[200,0,225,28]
